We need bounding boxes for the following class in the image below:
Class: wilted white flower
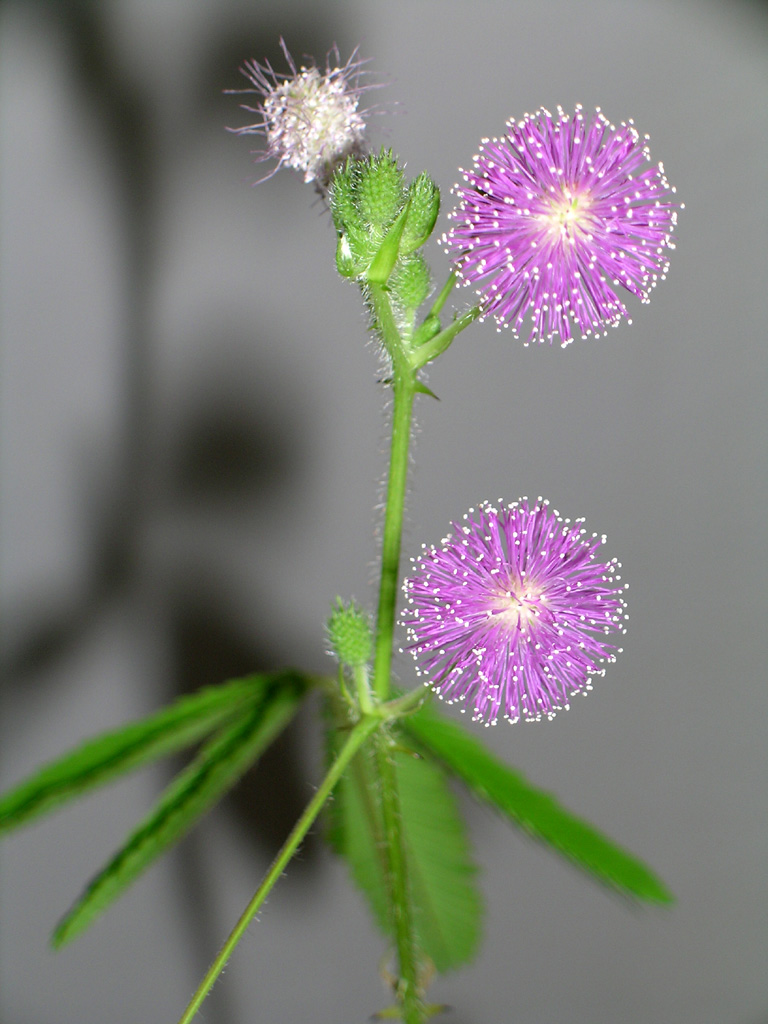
[232,39,371,187]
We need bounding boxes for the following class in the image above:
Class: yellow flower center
[492,582,546,636]
[540,189,593,243]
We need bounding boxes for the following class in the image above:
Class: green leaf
[326,715,482,972]
[0,672,302,836]
[366,200,411,285]
[401,702,673,904]
[414,380,440,401]
[326,735,389,929]
[52,677,308,947]
[395,745,482,971]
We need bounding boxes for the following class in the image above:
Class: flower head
[402,499,628,725]
[233,39,370,186]
[327,597,373,668]
[444,105,681,346]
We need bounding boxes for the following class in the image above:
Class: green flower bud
[327,598,373,667]
[400,172,440,255]
[391,254,431,312]
[412,313,442,348]
[329,159,364,238]
[330,154,436,286]
[356,150,404,230]
[335,233,359,277]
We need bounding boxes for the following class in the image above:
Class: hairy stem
[176,713,380,1024]
[352,663,374,715]
[411,305,480,371]
[368,283,417,703]
[372,372,415,701]
[376,732,423,1024]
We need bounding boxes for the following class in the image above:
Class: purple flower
[232,39,371,186]
[402,499,628,725]
[444,105,680,346]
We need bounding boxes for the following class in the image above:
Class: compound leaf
[0,672,304,836]
[401,702,673,905]
[52,676,309,947]
[326,713,482,973]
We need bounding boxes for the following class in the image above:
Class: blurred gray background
[1,1,766,1022]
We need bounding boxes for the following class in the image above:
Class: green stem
[368,283,417,703]
[379,686,428,720]
[352,663,374,715]
[376,732,422,1024]
[426,271,458,320]
[368,280,405,359]
[411,305,481,371]
[176,714,380,1024]
[365,283,425,1021]
[362,273,473,1022]
[372,373,414,702]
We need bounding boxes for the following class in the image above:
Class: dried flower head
[232,39,370,186]
[444,105,681,346]
[402,499,628,725]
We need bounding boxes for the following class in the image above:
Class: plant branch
[368,283,417,703]
[176,713,380,1024]
[411,305,481,371]
[376,732,423,1024]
